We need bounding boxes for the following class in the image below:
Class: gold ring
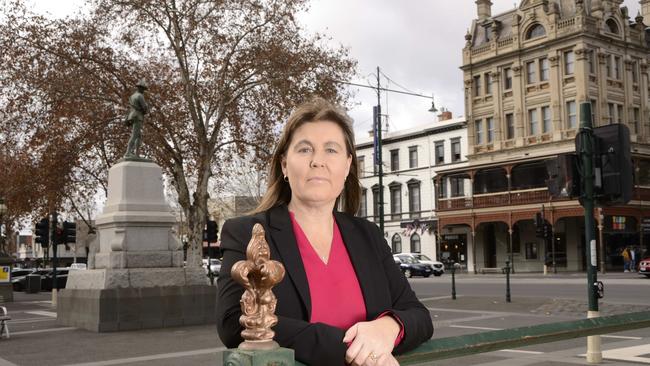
[369,352,379,361]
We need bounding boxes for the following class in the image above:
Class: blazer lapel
[267,204,312,319]
[334,211,380,318]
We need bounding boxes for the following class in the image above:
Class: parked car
[13,269,50,291]
[393,254,433,278]
[11,268,35,291]
[639,257,650,278]
[410,254,445,276]
[202,258,222,276]
[69,263,87,270]
[41,269,69,291]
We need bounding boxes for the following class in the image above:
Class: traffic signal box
[61,221,77,244]
[546,123,633,206]
[34,218,50,247]
[204,220,218,243]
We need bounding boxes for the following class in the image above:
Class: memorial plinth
[57,160,215,332]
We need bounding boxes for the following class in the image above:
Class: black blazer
[216,204,433,366]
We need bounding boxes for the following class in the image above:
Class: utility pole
[578,102,601,363]
[376,66,385,235]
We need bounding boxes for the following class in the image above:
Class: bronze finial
[231,223,285,350]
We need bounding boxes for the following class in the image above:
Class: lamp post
[0,198,13,302]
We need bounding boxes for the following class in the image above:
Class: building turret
[476,0,492,20]
[641,0,650,26]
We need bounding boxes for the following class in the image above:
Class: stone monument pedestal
[58,160,215,332]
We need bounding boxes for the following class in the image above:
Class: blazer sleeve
[216,217,348,366]
[366,221,434,354]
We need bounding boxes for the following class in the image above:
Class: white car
[396,253,445,276]
[203,258,222,275]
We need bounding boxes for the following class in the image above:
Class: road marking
[61,347,228,366]
[449,325,502,331]
[420,296,460,301]
[0,357,19,366]
[599,344,650,364]
[11,317,56,324]
[499,349,544,355]
[25,310,57,317]
[601,335,643,340]
[12,327,76,336]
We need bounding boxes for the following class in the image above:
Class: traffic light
[546,154,581,198]
[593,124,633,206]
[34,218,50,247]
[534,212,544,238]
[61,221,77,244]
[205,220,218,243]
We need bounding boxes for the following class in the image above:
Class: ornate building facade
[436,0,650,273]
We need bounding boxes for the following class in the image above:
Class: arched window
[606,19,619,34]
[391,234,402,254]
[410,234,421,253]
[525,24,546,40]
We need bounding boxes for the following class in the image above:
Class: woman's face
[281,120,352,208]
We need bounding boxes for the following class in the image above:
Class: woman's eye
[326,148,338,153]
[298,147,312,153]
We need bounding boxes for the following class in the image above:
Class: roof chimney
[476,0,492,20]
[438,108,453,121]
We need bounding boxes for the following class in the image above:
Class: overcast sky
[35,0,642,136]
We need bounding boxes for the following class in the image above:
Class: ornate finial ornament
[231,223,286,350]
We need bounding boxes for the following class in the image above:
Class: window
[391,234,402,254]
[408,183,421,219]
[486,117,495,143]
[358,189,367,217]
[485,72,493,95]
[390,149,399,171]
[591,99,598,125]
[617,104,624,124]
[450,176,464,197]
[608,103,615,124]
[410,234,421,253]
[435,141,445,165]
[606,55,612,78]
[473,75,481,97]
[504,67,513,90]
[390,185,401,220]
[451,138,461,162]
[614,56,621,80]
[564,50,574,75]
[505,113,515,139]
[528,109,538,135]
[566,101,577,129]
[526,24,546,39]
[526,61,536,84]
[372,186,382,221]
[542,106,552,133]
[437,178,447,199]
[408,146,418,169]
[588,51,595,74]
[606,18,619,34]
[540,57,549,82]
[475,120,483,144]
[632,61,639,83]
[525,242,538,259]
[358,156,365,177]
[633,107,640,134]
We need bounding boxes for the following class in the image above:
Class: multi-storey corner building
[356,111,469,268]
[436,0,650,273]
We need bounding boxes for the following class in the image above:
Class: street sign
[0,266,9,283]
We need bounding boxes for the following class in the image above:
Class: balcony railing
[438,187,650,211]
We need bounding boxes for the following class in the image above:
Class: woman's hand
[343,316,400,366]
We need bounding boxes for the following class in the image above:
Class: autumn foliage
[0,0,355,262]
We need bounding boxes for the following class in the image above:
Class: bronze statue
[123,79,150,159]
[231,223,285,350]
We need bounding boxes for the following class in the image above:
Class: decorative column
[548,52,562,139]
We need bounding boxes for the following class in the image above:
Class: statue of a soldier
[123,79,150,159]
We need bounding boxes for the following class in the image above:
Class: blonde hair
[253,98,360,215]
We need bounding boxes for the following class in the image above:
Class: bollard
[450,263,457,300]
[505,260,511,303]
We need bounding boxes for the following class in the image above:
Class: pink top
[290,212,366,329]
[289,212,404,346]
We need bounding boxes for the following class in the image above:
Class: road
[0,272,648,365]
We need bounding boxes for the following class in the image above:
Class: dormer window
[605,19,619,34]
[525,24,546,40]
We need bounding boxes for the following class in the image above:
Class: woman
[216,98,433,365]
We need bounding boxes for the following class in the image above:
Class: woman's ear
[281,155,287,176]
